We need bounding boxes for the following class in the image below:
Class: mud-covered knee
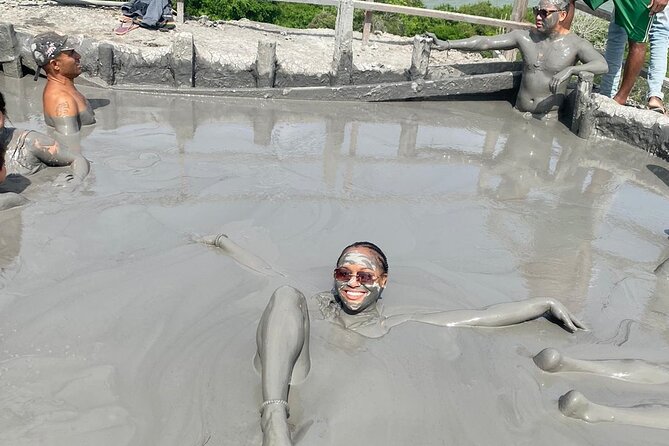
[270,285,306,309]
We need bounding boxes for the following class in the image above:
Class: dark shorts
[582,0,653,42]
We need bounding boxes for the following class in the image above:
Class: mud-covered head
[31,32,81,80]
[32,32,74,67]
[333,242,389,314]
[534,0,570,34]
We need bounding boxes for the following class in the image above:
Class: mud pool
[1,74,669,445]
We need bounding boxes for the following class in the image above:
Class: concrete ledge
[101,72,521,102]
[589,94,669,160]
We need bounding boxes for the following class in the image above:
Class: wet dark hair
[337,241,389,274]
[0,92,5,171]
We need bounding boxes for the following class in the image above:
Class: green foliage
[186,0,530,41]
[308,9,338,29]
[277,4,335,29]
[186,0,280,22]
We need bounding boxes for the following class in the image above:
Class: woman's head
[333,242,388,314]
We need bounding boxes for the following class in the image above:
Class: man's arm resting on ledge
[425,30,521,52]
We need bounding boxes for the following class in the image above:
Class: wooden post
[408,35,431,80]
[362,0,374,45]
[97,42,114,85]
[177,0,185,24]
[572,71,595,138]
[255,41,277,88]
[331,0,354,86]
[172,32,194,87]
[503,0,528,61]
[0,23,22,78]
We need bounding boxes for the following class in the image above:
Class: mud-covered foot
[559,390,605,423]
[261,404,292,446]
[533,348,563,372]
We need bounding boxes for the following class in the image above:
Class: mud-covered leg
[559,390,669,429]
[255,286,311,446]
[534,348,669,384]
[0,192,27,211]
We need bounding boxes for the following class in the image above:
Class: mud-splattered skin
[333,250,387,314]
[426,0,607,114]
[42,50,96,135]
[534,348,669,429]
[256,244,586,446]
[0,126,90,183]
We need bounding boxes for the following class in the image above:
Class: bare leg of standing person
[613,41,647,105]
[255,286,311,446]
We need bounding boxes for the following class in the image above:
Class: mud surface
[1,74,669,445]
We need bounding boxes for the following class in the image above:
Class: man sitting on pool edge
[426,0,608,116]
[32,32,96,136]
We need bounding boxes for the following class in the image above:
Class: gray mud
[1,74,669,445]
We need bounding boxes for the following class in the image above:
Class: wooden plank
[332,0,354,85]
[177,0,185,24]
[269,0,533,29]
[409,35,431,80]
[362,0,373,45]
[504,0,528,60]
[351,1,533,29]
[571,71,594,137]
[271,0,339,6]
[52,0,125,6]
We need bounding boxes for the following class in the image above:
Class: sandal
[648,104,667,115]
[647,97,667,115]
[114,20,140,35]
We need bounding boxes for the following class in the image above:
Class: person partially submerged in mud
[426,0,608,115]
[255,241,586,445]
[0,92,90,209]
[533,347,669,430]
[31,32,96,135]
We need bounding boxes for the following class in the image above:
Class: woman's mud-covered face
[333,247,388,314]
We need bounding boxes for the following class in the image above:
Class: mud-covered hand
[423,32,449,49]
[546,298,587,332]
[53,172,80,189]
[550,67,573,94]
[649,0,668,14]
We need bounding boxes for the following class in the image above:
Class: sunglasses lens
[334,269,351,282]
[357,272,375,285]
[334,269,376,284]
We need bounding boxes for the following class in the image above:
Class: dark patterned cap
[31,32,74,67]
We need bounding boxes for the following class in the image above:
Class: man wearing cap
[32,32,95,135]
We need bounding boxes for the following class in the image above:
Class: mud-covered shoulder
[312,290,341,321]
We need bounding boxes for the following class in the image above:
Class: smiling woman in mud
[255,241,586,446]
[0,92,90,201]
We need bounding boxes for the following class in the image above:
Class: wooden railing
[49,0,612,31]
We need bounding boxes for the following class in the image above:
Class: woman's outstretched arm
[385,298,586,332]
